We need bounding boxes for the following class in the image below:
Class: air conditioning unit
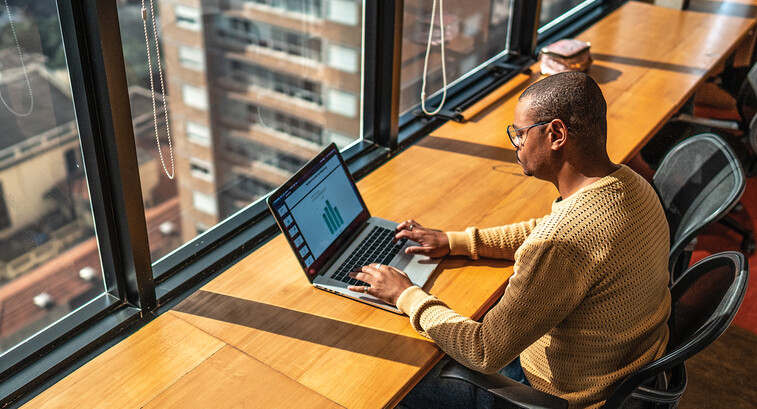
[79,266,98,281]
[159,221,178,236]
[33,292,54,309]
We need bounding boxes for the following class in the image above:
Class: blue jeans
[397,356,530,409]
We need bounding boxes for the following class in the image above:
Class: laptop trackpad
[392,248,438,286]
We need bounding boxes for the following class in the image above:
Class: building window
[326,88,357,118]
[277,152,306,173]
[186,122,212,146]
[216,16,323,62]
[178,46,205,71]
[327,0,358,26]
[228,59,323,105]
[327,43,358,73]
[399,0,515,114]
[192,190,218,215]
[246,0,323,17]
[189,159,214,181]
[182,84,209,110]
[175,5,202,31]
[0,181,10,231]
[238,176,277,197]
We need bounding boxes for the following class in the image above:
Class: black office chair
[671,59,757,178]
[641,64,757,257]
[652,133,746,283]
[439,251,749,409]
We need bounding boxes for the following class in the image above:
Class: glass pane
[539,0,597,31]
[400,0,513,115]
[116,0,365,265]
[0,1,106,353]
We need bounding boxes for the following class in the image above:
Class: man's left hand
[348,263,413,306]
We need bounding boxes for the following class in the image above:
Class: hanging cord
[0,0,34,117]
[420,0,446,116]
[247,23,270,129]
[141,0,175,179]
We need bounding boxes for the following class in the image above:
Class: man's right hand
[395,219,450,258]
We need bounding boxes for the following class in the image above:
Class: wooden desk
[25,2,756,408]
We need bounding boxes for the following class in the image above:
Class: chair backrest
[738,63,757,175]
[652,133,745,283]
[735,61,757,130]
[602,251,749,409]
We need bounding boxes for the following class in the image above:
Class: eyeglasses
[506,121,550,148]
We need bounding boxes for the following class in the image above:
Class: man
[347,72,671,408]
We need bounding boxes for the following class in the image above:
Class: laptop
[267,143,439,313]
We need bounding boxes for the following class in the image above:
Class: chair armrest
[439,360,568,409]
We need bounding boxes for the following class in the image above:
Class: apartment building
[158,0,363,242]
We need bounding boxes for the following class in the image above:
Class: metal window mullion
[369,0,403,151]
[56,0,123,299]
[510,0,542,58]
[75,0,156,313]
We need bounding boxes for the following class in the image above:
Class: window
[399,0,514,114]
[327,88,357,118]
[216,17,323,61]
[178,46,205,71]
[116,0,363,270]
[175,5,202,31]
[540,0,596,29]
[227,59,323,105]
[328,0,358,26]
[192,190,218,215]
[0,182,10,230]
[182,84,209,110]
[327,43,358,73]
[189,158,214,181]
[245,0,323,18]
[0,0,106,374]
[186,122,212,146]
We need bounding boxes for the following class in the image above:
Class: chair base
[719,213,756,254]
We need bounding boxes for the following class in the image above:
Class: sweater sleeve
[396,238,587,373]
[446,218,542,260]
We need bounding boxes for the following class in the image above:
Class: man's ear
[549,119,568,151]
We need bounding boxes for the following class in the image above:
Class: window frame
[537,0,626,45]
[0,0,627,406]
[0,0,154,403]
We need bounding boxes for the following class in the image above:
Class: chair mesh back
[736,62,757,124]
[653,134,744,254]
[668,262,734,349]
[603,253,746,409]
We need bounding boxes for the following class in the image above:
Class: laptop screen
[269,144,368,278]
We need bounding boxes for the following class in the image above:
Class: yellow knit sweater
[396,165,671,409]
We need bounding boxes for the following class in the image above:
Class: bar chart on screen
[322,200,344,234]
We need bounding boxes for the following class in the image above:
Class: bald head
[519,72,607,153]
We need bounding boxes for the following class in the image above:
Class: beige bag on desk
[539,39,592,75]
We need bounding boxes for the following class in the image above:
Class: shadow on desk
[417,136,518,163]
[174,290,434,366]
[589,63,623,84]
[592,53,706,75]
[688,1,757,18]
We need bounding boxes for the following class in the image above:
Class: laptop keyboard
[331,226,408,287]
